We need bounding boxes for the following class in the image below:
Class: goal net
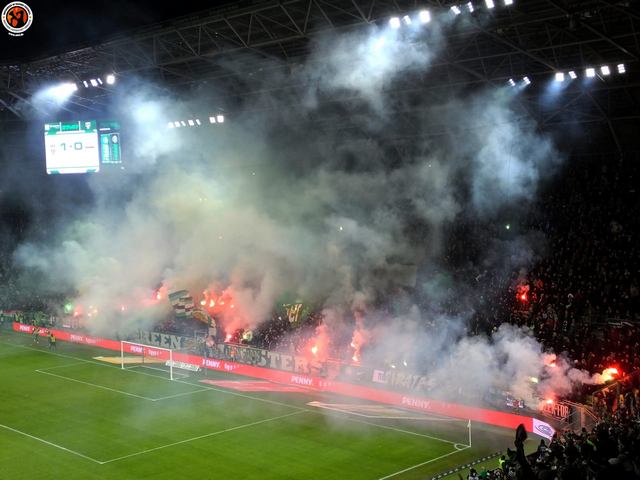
[120,341,176,380]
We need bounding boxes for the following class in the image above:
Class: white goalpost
[120,340,174,380]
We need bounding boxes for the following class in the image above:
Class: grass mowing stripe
[334,416,463,446]
[0,422,103,464]
[377,446,471,480]
[36,369,157,401]
[37,361,89,371]
[307,402,466,446]
[4,337,463,457]
[0,340,306,412]
[100,411,305,464]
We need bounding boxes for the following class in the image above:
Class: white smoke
[9,13,596,408]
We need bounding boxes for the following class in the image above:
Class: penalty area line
[100,410,305,464]
[376,445,471,480]
[0,422,103,464]
[36,369,157,401]
[152,388,212,401]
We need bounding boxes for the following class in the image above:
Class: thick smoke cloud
[9,16,597,407]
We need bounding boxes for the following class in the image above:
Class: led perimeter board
[44,120,122,174]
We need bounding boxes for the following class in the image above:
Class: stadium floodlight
[418,10,431,23]
[83,80,89,88]
[49,82,78,101]
[402,15,411,25]
[195,119,201,125]
[600,65,611,76]
[106,74,116,85]
[504,0,513,5]
[180,120,186,127]
[167,122,174,128]
[90,79,98,87]
[97,78,103,85]
[485,0,495,8]
[568,70,577,79]
[467,2,474,12]
[209,116,216,124]
[217,114,225,123]
[174,121,181,128]
[451,5,461,15]
[523,76,531,85]
[617,63,626,74]
[508,78,516,87]
[585,67,596,78]
[389,17,401,29]
[187,119,195,126]
[554,72,565,82]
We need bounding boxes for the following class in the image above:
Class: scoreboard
[44,120,122,174]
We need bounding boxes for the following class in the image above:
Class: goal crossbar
[120,340,174,380]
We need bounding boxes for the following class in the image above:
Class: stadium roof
[1,0,638,154]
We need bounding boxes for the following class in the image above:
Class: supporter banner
[542,401,570,420]
[13,321,541,434]
[206,342,316,374]
[137,329,186,350]
[532,418,556,440]
[372,370,387,384]
[383,370,429,391]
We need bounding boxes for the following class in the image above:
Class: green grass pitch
[0,328,515,479]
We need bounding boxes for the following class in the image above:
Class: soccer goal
[120,341,175,380]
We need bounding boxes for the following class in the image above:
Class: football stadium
[0,1,639,479]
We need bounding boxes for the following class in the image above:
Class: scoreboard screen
[44,120,122,174]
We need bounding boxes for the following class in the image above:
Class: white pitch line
[100,410,304,464]
[1,339,305,412]
[376,445,471,480]
[36,369,156,401]
[341,416,460,446]
[152,388,212,401]
[0,422,103,464]
[37,362,88,372]
[5,337,468,453]
[306,401,458,421]
[307,404,461,447]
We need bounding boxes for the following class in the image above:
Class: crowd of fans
[465,397,640,479]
